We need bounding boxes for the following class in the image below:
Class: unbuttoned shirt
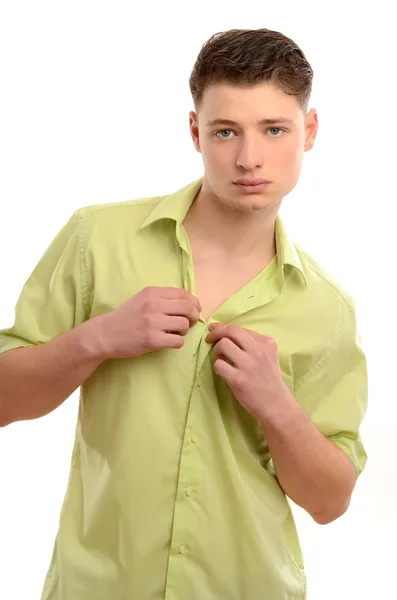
[0,178,368,600]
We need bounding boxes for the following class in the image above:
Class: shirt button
[185,487,192,497]
[178,545,186,554]
[197,377,202,387]
[190,435,197,444]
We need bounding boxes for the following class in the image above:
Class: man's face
[189,82,318,213]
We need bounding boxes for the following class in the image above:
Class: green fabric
[0,178,367,600]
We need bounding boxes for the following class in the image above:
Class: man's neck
[183,182,280,262]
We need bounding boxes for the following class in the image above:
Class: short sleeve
[293,298,368,477]
[0,210,90,356]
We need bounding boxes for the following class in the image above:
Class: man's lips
[233,179,271,193]
[233,178,271,186]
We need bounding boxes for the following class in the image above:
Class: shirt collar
[139,177,307,288]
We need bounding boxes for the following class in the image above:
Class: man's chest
[88,231,328,383]
[193,258,275,321]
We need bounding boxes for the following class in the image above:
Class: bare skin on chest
[189,242,276,321]
[182,183,279,322]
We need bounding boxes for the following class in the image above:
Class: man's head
[188,29,318,213]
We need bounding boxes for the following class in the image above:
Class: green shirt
[0,178,367,600]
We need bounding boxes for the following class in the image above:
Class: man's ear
[304,108,318,152]
[189,111,201,153]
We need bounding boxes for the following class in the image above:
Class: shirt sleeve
[293,297,368,477]
[0,210,90,356]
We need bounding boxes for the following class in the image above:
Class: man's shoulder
[294,243,356,311]
[76,193,166,228]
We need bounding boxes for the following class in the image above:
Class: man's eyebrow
[205,117,295,127]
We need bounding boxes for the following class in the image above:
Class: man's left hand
[205,323,289,421]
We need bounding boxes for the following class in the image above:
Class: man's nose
[236,139,264,171]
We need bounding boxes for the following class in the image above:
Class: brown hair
[189,28,313,112]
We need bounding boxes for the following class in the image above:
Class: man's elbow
[311,498,351,525]
[0,399,12,427]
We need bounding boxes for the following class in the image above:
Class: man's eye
[215,130,235,139]
[267,128,284,137]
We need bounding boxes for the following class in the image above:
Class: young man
[0,28,367,600]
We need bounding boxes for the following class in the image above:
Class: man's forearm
[259,387,357,524]
[0,317,106,427]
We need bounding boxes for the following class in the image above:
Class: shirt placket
[164,322,212,600]
[164,224,212,599]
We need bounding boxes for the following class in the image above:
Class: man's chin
[227,197,275,215]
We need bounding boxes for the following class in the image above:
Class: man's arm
[206,310,367,525]
[258,389,357,524]
[0,318,105,427]
[0,286,201,427]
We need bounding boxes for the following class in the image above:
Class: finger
[161,299,200,326]
[157,332,185,350]
[206,324,253,350]
[157,287,202,312]
[241,328,268,343]
[159,315,190,336]
[214,337,243,366]
[213,358,236,381]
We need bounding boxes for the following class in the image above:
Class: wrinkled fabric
[0,178,367,600]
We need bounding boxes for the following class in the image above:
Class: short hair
[189,28,313,113]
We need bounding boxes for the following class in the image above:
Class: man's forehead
[199,84,302,122]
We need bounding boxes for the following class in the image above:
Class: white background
[0,1,395,598]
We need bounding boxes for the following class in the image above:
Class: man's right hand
[90,286,202,360]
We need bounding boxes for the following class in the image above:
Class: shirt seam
[295,245,356,311]
[79,196,164,216]
[75,208,91,320]
[294,298,349,391]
